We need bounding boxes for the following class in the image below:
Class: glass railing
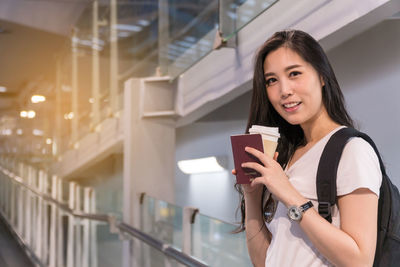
[140,194,183,250]
[219,0,278,41]
[192,214,251,267]
[140,194,252,266]
[54,0,279,155]
[0,158,209,267]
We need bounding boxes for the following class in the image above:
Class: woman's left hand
[241,146,304,207]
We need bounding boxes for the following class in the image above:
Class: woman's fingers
[244,146,273,166]
[241,162,264,174]
[232,169,237,175]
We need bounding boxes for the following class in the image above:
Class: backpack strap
[316,127,387,222]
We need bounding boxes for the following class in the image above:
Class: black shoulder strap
[316,127,387,222]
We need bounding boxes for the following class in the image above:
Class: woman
[233,30,382,266]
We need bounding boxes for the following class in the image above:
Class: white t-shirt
[265,126,382,267]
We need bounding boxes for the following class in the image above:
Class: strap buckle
[318,202,332,222]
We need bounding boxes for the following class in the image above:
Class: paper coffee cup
[249,125,280,157]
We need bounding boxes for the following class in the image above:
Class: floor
[0,215,34,267]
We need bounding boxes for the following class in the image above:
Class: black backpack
[316,127,400,266]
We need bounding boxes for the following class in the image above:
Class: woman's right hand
[232,169,263,194]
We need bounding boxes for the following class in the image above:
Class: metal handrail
[0,166,208,267]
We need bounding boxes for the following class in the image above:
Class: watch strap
[300,201,313,213]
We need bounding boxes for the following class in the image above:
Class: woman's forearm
[286,190,377,267]
[244,188,271,267]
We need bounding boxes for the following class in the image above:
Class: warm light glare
[178,157,225,174]
[46,138,52,145]
[31,95,46,103]
[27,110,36,118]
[89,98,95,104]
[20,111,28,118]
[16,129,23,135]
[33,129,43,136]
[64,112,74,120]
[1,129,12,136]
[0,86,6,92]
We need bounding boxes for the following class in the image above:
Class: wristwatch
[287,201,314,221]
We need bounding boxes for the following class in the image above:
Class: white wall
[175,91,251,223]
[327,19,400,183]
[175,19,400,223]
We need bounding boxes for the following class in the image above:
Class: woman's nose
[280,80,293,98]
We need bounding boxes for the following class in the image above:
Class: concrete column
[123,78,176,267]
[110,0,119,114]
[158,0,169,75]
[92,0,101,127]
[72,29,79,144]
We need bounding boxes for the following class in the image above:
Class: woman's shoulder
[336,136,382,196]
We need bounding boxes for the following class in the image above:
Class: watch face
[288,206,302,221]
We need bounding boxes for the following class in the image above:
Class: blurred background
[0,0,399,266]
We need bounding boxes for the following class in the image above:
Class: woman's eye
[266,78,277,86]
[289,71,301,77]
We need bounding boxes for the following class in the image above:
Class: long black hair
[235,29,354,232]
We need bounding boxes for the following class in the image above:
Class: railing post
[35,170,44,260]
[82,187,91,267]
[42,172,49,263]
[75,185,82,267]
[67,182,76,267]
[25,166,32,247]
[49,175,58,267]
[90,189,98,267]
[183,206,198,255]
[17,163,24,237]
[57,178,64,267]
[10,172,15,227]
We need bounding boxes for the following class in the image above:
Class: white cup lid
[249,125,280,138]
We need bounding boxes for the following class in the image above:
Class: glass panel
[192,213,252,267]
[163,0,219,79]
[96,223,123,267]
[140,195,183,250]
[220,0,278,41]
[131,237,181,267]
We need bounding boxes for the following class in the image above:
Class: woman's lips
[283,102,301,112]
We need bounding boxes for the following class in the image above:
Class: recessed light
[0,86,6,92]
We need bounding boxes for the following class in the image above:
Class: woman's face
[263,47,327,127]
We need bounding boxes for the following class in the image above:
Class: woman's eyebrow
[264,64,303,78]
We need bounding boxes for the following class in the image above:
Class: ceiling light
[20,111,28,118]
[46,138,52,145]
[16,129,23,135]
[115,24,142,32]
[1,129,12,136]
[27,110,36,118]
[31,95,46,103]
[33,129,43,136]
[0,86,6,92]
[89,98,95,104]
[177,156,226,174]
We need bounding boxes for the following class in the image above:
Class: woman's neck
[300,109,341,145]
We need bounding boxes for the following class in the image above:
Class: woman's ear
[320,76,325,87]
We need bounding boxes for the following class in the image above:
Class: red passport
[230,134,264,184]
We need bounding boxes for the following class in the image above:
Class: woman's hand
[241,147,304,207]
[231,169,263,194]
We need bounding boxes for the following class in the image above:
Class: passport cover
[230,134,264,184]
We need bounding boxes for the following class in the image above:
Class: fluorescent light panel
[178,156,225,174]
